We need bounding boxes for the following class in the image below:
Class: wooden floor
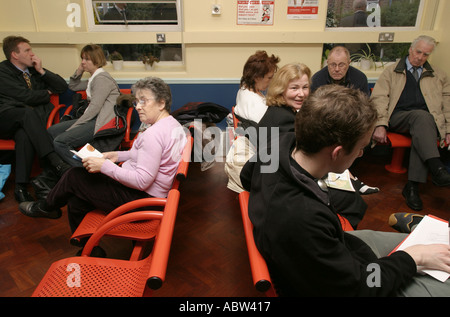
[0,146,449,297]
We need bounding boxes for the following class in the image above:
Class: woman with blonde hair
[258,63,311,137]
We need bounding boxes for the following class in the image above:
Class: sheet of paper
[395,215,449,282]
[325,169,355,192]
[70,143,102,160]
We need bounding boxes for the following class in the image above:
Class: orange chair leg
[385,147,407,174]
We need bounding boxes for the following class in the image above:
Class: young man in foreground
[241,85,450,296]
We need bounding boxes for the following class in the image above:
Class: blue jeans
[47,119,96,167]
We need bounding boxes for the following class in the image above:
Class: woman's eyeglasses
[132,97,154,108]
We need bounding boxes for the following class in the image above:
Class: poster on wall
[287,0,319,20]
[237,0,274,25]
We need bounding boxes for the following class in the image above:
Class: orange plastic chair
[120,107,137,150]
[69,134,193,252]
[114,89,136,150]
[32,189,181,297]
[46,94,71,129]
[385,132,412,174]
[384,132,445,174]
[238,191,277,296]
[0,139,15,151]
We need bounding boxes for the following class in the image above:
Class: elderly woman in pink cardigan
[19,77,186,256]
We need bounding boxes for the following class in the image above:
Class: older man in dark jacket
[311,46,369,96]
[371,35,450,211]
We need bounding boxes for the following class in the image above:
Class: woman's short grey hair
[132,77,172,112]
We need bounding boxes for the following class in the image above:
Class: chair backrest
[171,134,193,190]
[232,106,239,130]
[238,191,277,296]
[0,139,15,150]
[82,188,181,292]
[239,190,354,296]
[117,89,137,149]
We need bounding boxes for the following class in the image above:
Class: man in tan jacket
[371,35,450,211]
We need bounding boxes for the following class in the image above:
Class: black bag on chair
[60,92,89,122]
[171,102,230,125]
[90,94,134,153]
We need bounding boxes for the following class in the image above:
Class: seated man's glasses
[328,63,348,69]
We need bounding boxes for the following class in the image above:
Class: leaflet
[70,143,102,160]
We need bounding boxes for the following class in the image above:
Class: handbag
[60,92,89,122]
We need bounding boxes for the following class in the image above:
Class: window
[86,0,182,31]
[85,0,183,66]
[326,0,423,28]
[102,43,182,62]
[322,42,411,67]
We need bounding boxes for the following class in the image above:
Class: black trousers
[0,107,54,183]
[46,167,151,232]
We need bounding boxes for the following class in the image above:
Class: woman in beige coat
[47,44,120,167]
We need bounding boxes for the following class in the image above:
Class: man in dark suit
[103,3,128,22]
[0,35,70,203]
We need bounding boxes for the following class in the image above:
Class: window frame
[85,0,183,32]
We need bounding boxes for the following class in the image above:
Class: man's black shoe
[18,201,62,219]
[431,167,450,187]
[402,183,423,211]
[14,187,34,203]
